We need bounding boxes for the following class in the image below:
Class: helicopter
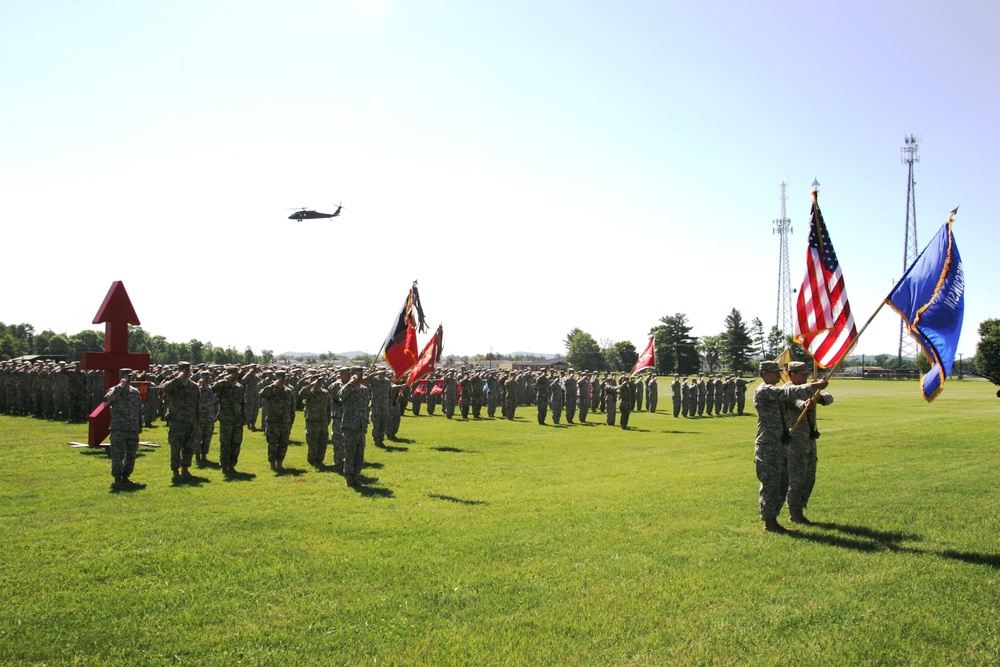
[287,204,342,221]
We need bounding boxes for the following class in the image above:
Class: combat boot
[789,508,813,525]
[344,474,356,488]
[763,518,790,534]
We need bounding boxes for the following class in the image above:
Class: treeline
[0,322,273,366]
[565,309,809,375]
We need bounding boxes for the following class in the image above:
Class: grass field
[1,379,998,666]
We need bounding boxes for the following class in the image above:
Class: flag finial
[948,206,960,223]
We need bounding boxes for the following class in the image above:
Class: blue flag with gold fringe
[884,214,964,402]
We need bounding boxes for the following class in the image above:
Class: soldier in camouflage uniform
[442,371,458,419]
[680,378,691,417]
[735,372,750,416]
[260,370,296,472]
[368,368,392,446]
[549,373,565,424]
[646,374,658,412]
[300,374,332,467]
[753,360,828,533]
[713,374,724,415]
[212,366,246,475]
[196,371,219,465]
[105,369,144,485]
[705,375,716,415]
[783,361,833,525]
[503,372,519,420]
[617,375,634,429]
[339,369,370,487]
[242,366,261,430]
[564,371,578,423]
[535,371,550,425]
[577,373,590,423]
[162,362,201,479]
[604,376,617,426]
[486,372,500,418]
[329,367,350,472]
[671,375,681,418]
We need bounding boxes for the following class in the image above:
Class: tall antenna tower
[773,181,794,335]
[898,134,920,367]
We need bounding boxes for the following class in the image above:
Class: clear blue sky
[2,1,995,360]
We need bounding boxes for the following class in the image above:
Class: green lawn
[1,379,998,666]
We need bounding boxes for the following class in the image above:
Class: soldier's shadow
[223,471,256,482]
[171,474,211,487]
[389,437,415,444]
[353,484,394,498]
[109,481,147,493]
[276,467,306,477]
[362,461,384,469]
[380,444,409,452]
[431,446,477,453]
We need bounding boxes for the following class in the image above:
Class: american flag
[793,195,857,368]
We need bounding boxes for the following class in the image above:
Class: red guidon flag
[407,325,444,386]
[631,336,655,375]
[383,282,427,381]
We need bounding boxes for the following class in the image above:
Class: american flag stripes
[793,193,858,368]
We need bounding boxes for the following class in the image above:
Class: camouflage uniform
[105,379,143,481]
[442,374,457,419]
[339,378,371,483]
[212,373,246,473]
[671,376,681,418]
[680,380,691,417]
[753,378,820,524]
[260,380,296,468]
[196,381,220,460]
[242,369,261,430]
[163,372,201,473]
[329,373,348,471]
[617,377,633,429]
[705,377,716,415]
[564,374,578,423]
[503,374,519,420]
[696,376,707,416]
[535,374,550,425]
[784,384,833,514]
[549,377,565,424]
[469,373,485,419]
[646,375,658,412]
[300,381,332,466]
[368,373,392,445]
[735,376,750,415]
[577,376,590,423]
[604,380,617,426]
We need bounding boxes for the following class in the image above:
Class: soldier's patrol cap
[226,366,239,374]
[338,366,351,375]
[200,370,212,378]
[275,370,287,379]
[759,361,781,373]
[786,361,809,374]
[178,361,192,371]
[119,368,133,378]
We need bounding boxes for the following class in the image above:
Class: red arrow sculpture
[79,281,151,446]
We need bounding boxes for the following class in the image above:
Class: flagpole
[789,299,887,432]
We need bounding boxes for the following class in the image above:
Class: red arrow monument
[79,281,151,446]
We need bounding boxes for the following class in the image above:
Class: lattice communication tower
[773,182,794,336]
[898,135,920,367]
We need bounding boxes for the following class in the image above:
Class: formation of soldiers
[409,368,659,429]
[0,359,100,422]
[669,372,751,418]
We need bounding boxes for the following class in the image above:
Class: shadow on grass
[389,437,416,444]
[171,474,211,487]
[195,460,222,471]
[431,446,477,453]
[223,471,256,482]
[660,430,702,435]
[276,467,307,477]
[362,461,384,469]
[109,481,147,493]
[797,521,1000,569]
[429,493,488,506]
[353,485,394,498]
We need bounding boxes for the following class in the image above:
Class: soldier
[260,370,296,472]
[723,375,736,414]
[604,376,617,426]
[442,370,458,419]
[633,373,643,412]
[162,361,201,480]
[469,371,485,419]
[784,361,833,525]
[104,369,144,486]
[535,371,550,425]
[671,374,681,418]
[753,360,828,533]
[329,367,351,472]
[339,369,370,488]
[564,371,578,423]
[680,377,691,417]
[428,376,443,415]
[705,374,716,415]
[486,372,500,418]
[369,368,393,447]
[240,366,261,430]
[549,373,565,424]
[196,371,219,466]
[714,374,724,415]
[696,373,707,416]
[503,372,519,420]
[212,366,246,475]
[458,371,472,419]
[646,374,658,412]
[411,378,427,415]
[300,374,332,467]
[735,372,750,416]
[577,373,590,423]
[618,375,634,429]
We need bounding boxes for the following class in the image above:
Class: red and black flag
[631,336,656,375]
[407,324,444,386]
[383,282,428,381]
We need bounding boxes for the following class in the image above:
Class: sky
[2,1,996,360]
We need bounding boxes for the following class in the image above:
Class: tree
[720,308,754,373]
[649,313,699,375]
[751,317,766,357]
[874,354,891,369]
[699,335,722,373]
[914,351,931,374]
[765,325,786,360]
[974,318,1000,384]
[613,341,638,372]
[565,329,605,371]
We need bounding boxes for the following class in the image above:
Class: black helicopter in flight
[287,204,342,221]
